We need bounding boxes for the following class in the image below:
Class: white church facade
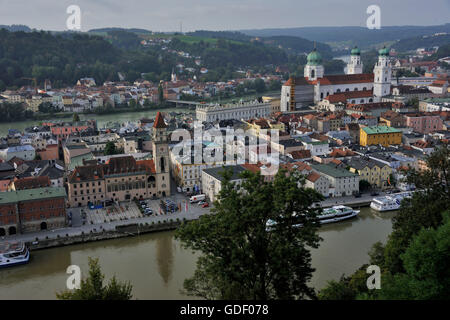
[280,46,392,111]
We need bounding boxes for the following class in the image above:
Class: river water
[0,108,193,137]
[0,207,395,300]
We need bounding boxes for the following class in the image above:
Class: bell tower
[347,46,363,74]
[152,112,170,197]
[373,46,392,101]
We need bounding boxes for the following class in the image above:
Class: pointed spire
[153,112,167,129]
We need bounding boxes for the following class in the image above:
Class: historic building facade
[67,112,171,207]
[280,46,393,107]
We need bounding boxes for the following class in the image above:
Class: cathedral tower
[304,48,324,81]
[347,46,363,74]
[373,46,392,100]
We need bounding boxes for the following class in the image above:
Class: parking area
[76,192,211,226]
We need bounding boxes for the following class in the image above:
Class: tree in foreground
[72,112,80,122]
[57,257,133,300]
[318,144,450,300]
[176,168,324,300]
[104,141,118,155]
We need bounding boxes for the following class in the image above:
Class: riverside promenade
[1,190,385,249]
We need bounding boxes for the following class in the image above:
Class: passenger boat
[370,192,412,212]
[266,205,360,230]
[0,241,30,268]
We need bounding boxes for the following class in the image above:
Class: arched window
[311,69,315,79]
[336,89,341,93]
[345,88,350,92]
[360,99,364,103]
[160,157,165,172]
[363,87,367,91]
[369,98,373,102]
[354,88,358,91]
[320,92,323,99]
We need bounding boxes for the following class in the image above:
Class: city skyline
[0,0,449,32]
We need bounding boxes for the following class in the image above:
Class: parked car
[354,193,362,198]
[198,201,205,206]
[202,202,209,208]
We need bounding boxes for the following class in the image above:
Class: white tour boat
[0,241,30,268]
[266,205,360,230]
[370,192,413,212]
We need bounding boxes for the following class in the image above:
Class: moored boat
[0,241,30,268]
[370,192,412,212]
[266,205,360,230]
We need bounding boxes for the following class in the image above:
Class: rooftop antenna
[180,21,182,34]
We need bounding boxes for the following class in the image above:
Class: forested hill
[186,31,333,58]
[0,29,296,90]
[241,24,450,49]
[0,30,167,90]
[392,34,450,52]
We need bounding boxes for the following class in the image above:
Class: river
[0,207,395,300]
[0,108,193,137]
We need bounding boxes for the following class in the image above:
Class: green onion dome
[306,48,322,66]
[378,46,390,56]
[351,46,361,56]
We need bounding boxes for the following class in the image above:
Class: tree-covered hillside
[0,29,177,90]
[392,34,450,52]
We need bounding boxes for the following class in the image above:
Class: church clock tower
[152,112,170,197]
[373,46,392,101]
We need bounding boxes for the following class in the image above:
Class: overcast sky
[0,0,449,32]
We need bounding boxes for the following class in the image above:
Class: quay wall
[27,219,185,251]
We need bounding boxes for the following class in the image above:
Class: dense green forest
[0,29,176,90]
[0,28,334,89]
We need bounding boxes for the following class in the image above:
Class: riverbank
[8,192,383,253]
[28,219,184,251]
[0,207,395,299]
[0,107,192,137]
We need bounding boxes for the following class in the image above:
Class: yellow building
[245,119,285,137]
[348,158,392,189]
[360,126,402,147]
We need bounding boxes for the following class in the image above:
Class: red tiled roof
[13,176,51,190]
[306,172,322,182]
[153,112,167,128]
[329,148,356,157]
[289,150,311,159]
[325,89,373,103]
[307,73,374,85]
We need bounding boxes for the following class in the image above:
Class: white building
[311,163,359,197]
[196,101,271,122]
[201,165,246,203]
[283,46,392,104]
[0,145,36,161]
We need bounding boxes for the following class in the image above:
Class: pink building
[405,113,443,134]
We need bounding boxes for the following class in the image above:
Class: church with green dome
[281,45,392,111]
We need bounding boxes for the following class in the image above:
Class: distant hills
[0,25,31,32]
[240,24,450,49]
[88,27,152,35]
